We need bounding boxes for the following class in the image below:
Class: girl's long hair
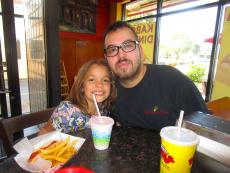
[67,59,116,115]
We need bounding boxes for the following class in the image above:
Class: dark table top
[0,126,229,173]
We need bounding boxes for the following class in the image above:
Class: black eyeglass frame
[104,40,139,57]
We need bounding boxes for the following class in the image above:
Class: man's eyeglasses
[104,40,139,57]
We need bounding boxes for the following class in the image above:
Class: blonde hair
[67,59,116,115]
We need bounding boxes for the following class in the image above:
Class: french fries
[28,136,77,167]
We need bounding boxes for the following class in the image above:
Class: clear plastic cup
[160,126,199,173]
[90,116,114,150]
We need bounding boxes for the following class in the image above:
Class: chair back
[0,107,54,157]
[207,97,230,120]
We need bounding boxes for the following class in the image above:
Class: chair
[207,97,230,120]
[0,107,54,157]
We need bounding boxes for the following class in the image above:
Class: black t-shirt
[113,64,208,131]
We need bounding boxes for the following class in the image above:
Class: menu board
[212,6,230,100]
[129,21,156,64]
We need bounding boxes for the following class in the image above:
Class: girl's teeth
[94,92,103,96]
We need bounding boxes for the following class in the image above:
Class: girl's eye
[87,78,95,83]
[102,79,110,84]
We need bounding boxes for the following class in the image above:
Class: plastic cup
[160,126,199,173]
[90,116,114,150]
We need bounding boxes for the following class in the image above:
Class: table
[67,126,161,173]
[0,126,229,173]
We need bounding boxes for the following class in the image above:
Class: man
[103,21,208,131]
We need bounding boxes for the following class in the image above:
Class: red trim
[127,0,200,17]
[127,8,156,17]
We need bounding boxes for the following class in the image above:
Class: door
[0,41,8,118]
[24,0,47,112]
[0,0,22,118]
[0,0,60,118]
[24,0,61,111]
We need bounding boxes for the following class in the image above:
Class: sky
[160,7,218,43]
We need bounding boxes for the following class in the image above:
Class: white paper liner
[13,131,85,173]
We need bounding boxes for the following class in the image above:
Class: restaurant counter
[0,126,229,173]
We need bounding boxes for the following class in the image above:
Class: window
[159,7,217,97]
[123,0,229,101]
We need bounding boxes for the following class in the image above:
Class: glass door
[0,0,60,119]
[0,0,23,118]
[0,0,31,118]
[0,40,8,118]
[24,0,47,112]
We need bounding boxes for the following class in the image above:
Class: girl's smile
[83,64,111,113]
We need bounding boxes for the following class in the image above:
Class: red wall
[59,0,110,41]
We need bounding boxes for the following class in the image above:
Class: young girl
[39,59,116,135]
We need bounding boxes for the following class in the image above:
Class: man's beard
[115,58,141,81]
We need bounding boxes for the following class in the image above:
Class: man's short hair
[103,21,138,43]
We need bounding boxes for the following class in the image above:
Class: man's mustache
[116,58,130,66]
